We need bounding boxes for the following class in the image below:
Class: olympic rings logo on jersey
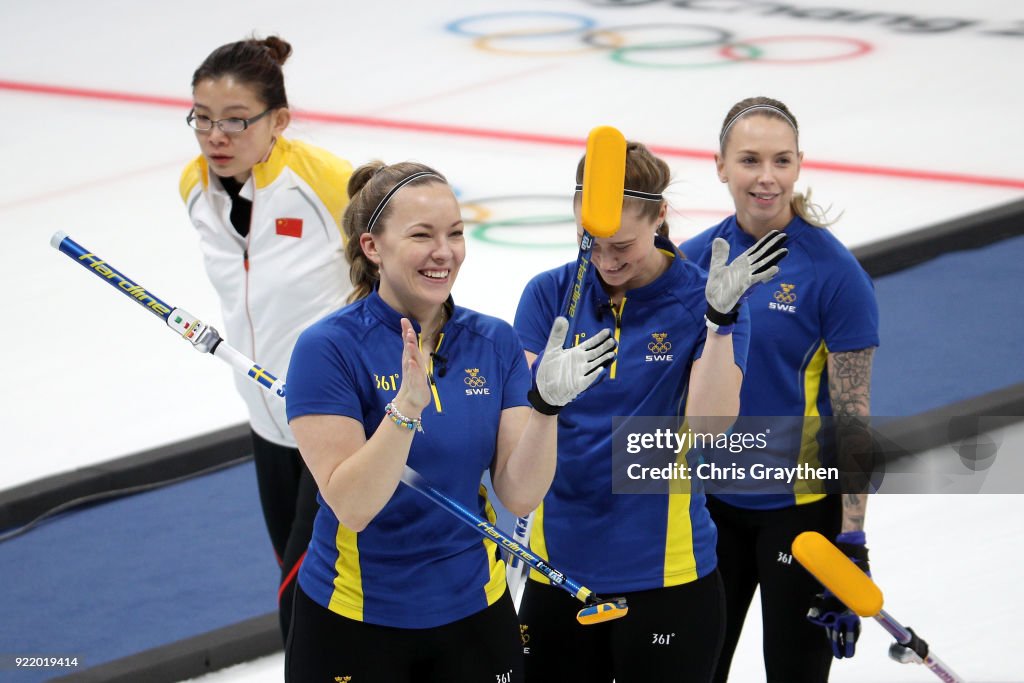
[646,333,674,361]
[774,283,797,304]
[647,333,672,354]
[464,368,488,387]
[464,368,491,395]
[445,11,874,69]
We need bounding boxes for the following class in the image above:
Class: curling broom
[792,531,966,682]
[50,230,628,625]
[504,126,627,614]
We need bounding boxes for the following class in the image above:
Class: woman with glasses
[179,35,353,644]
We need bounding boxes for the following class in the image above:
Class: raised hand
[393,318,432,416]
[705,230,788,334]
[528,317,616,414]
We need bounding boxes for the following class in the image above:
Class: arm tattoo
[828,348,874,419]
[842,493,866,532]
[829,348,876,532]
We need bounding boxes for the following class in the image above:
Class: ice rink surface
[2,0,1022,680]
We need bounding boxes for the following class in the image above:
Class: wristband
[527,387,561,416]
[385,401,423,433]
[835,531,870,572]
[704,305,737,336]
[836,530,866,545]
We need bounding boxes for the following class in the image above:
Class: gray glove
[529,317,616,414]
[705,230,788,334]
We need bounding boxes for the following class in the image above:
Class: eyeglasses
[186,108,272,134]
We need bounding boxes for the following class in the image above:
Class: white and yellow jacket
[180,137,353,447]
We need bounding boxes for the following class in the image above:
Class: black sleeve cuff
[705,304,739,327]
[528,388,561,415]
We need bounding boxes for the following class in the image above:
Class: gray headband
[719,105,798,148]
[573,184,664,202]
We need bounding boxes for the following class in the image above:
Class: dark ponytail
[191,35,291,109]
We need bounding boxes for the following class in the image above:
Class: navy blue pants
[520,571,726,683]
[287,587,523,682]
[708,494,842,683]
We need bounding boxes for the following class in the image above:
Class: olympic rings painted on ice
[460,194,577,249]
[448,13,624,56]
[470,217,579,249]
[444,11,874,68]
[582,23,766,68]
[719,35,872,64]
[611,40,763,68]
[458,195,731,250]
[475,29,627,57]
[445,12,597,38]
[581,22,732,50]
[459,201,492,224]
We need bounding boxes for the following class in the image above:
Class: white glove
[705,229,788,334]
[529,317,616,414]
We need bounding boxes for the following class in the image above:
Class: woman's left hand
[393,318,431,415]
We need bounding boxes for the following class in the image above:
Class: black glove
[807,531,870,659]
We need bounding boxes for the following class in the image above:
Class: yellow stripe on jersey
[665,418,698,585]
[528,502,551,584]
[480,485,508,606]
[610,298,626,380]
[796,341,829,504]
[178,159,203,204]
[258,138,354,238]
[421,332,445,413]
[328,524,364,621]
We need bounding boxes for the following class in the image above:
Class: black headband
[366,171,444,233]
[573,184,663,202]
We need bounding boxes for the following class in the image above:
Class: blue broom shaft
[52,231,175,322]
[52,231,601,607]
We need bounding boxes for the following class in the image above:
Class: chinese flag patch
[276,217,303,238]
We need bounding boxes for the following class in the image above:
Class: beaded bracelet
[384,401,423,433]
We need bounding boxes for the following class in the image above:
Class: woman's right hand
[393,318,431,415]
[529,317,616,413]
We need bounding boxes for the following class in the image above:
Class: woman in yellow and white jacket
[179,35,352,643]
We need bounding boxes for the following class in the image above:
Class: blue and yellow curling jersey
[286,291,531,628]
[681,215,880,510]
[514,235,750,593]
